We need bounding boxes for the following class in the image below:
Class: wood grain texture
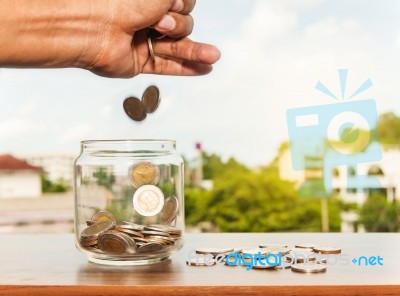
[0,233,399,295]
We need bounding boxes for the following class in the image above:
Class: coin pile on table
[79,211,182,255]
[123,85,161,122]
[187,243,342,273]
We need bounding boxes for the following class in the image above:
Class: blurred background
[1,0,399,234]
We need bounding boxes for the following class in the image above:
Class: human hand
[0,0,221,78]
[86,0,221,78]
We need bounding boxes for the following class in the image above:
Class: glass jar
[74,140,184,265]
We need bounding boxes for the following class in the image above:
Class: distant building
[18,154,76,185]
[0,154,42,199]
[279,145,400,232]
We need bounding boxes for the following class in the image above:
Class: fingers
[143,58,213,76]
[154,13,193,38]
[170,0,196,14]
[152,38,221,65]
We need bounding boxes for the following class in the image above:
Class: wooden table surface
[0,233,399,295]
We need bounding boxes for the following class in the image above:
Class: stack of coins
[188,243,341,273]
[123,86,161,122]
[79,211,182,255]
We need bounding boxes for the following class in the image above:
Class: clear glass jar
[74,140,184,265]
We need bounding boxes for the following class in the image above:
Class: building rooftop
[0,154,42,171]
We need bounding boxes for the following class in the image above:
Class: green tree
[185,159,341,232]
[378,112,400,144]
[93,167,115,190]
[41,174,69,193]
[359,193,400,232]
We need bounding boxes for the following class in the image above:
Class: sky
[1,0,400,166]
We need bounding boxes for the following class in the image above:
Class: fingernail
[171,0,184,12]
[156,15,176,31]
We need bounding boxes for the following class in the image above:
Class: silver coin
[137,242,164,253]
[313,246,341,254]
[291,263,327,273]
[133,185,165,217]
[122,221,145,231]
[141,85,160,113]
[259,243,288,248]
[141,230,171,237]
[186,257,216,266]
[196,248,234,256]
[114,226,145,238]
[240,248,269,255]
[123,97,147,122]
[159,196,179,224]
[295,243,319,249]
[144,224,182,236]
[263,247,290,256]
[290,247,314,253]
[252,262,277,269]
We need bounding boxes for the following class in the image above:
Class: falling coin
[313,246,341,254]
[159,196,179,224]
[129,162,160,188]
[133,185,165,216]
[142,85,161,113]
[123,97,147,122]
[291,263,327,273]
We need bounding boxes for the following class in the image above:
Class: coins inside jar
[79,211,182,256]
[133,185,165,216]
[159,196,179,224]
[129,161,160,188]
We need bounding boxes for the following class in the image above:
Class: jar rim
[81,139,176,145]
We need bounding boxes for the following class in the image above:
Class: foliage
[378,112,400,144]
[359,193,400,232]
[93,167,115,190]
[41,174,69,193]
[185,156,342,232]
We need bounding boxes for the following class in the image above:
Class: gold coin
[159,196,179,224]
[80,220,114,239]
[129,162,160,188]
[91,211,116,223]
[97,231,137,254]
